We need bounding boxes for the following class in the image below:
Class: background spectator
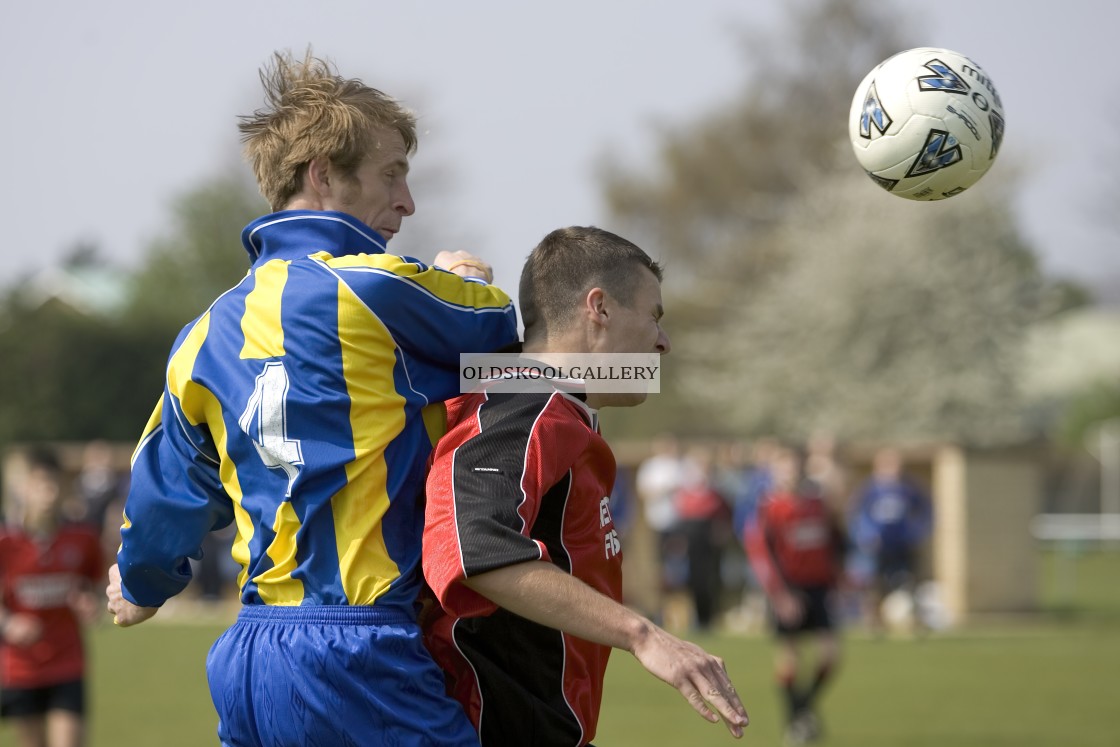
[675,445,733,631]
[1,447,103,747]
[635,433,687,624]
[848,447,933,634]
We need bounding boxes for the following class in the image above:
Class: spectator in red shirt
[1,447,103,747]
[674,445,733,631]
[744,446,846,746]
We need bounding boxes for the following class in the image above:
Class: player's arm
[110,383,234,624]
[848,485,879,549]
[744,506,802,624]
[106,562,154,627]
[68,533,106,626]
[424,398,747,737]
[462,560,748,737]
[908,481,934,543]
[432,250,494,283]
[0,607,42,647]
[744,505,785,598]
[324,252,518,368]
[0,540,44,645]
[828,506,851,571]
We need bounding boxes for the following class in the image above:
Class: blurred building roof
[27,263,129,317]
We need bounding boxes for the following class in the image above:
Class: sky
[2,0,1118,305]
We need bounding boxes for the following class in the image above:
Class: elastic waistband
[236,604,415,626]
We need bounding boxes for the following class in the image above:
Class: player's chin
[603,391,649,408]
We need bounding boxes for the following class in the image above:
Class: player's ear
[306,157,332,197]
[584,288,609,327]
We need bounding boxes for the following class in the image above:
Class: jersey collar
[559,390,599,432]
[240,210,388,264]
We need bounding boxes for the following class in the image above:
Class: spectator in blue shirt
[848,448,932,633]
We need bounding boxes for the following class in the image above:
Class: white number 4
[238,362,303,496]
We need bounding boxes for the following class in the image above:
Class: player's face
[329,127,415,242]
[22,467,62,524]
[594,268,670,407]
[605,268,671,357]
[771,452,800,492]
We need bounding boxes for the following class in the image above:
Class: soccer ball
[849,47,1005,200]
[880,588,916,631]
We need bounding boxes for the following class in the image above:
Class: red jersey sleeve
[82,529,104,585]
[744,500,788,598]
[423,392,591,618]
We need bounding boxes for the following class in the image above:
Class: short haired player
[422,226,749,745]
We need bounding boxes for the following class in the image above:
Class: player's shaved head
[519,226,662,345]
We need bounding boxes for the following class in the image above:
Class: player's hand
[1,613,43,647]
[772,590,805,626]
[630,625,749,738]
[105,564,158,627]
[433,250,493,283]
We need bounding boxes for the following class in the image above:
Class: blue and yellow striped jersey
[118,210,518,613]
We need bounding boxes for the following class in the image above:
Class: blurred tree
[600,0,1072,445]
[601,0,911,301]
[0,173,266,446]
[1059,383,1120,449]
[1086,94,1120,306]
[679,167,1051,444]
[124,171,268,332]
[0,272,170,444]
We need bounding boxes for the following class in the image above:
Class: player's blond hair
[238,50,418,211]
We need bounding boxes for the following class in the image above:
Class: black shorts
[876,546,916,593]
[773,586,835,637]
[0,678,85,719]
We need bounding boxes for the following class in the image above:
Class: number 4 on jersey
[238,362,304,496]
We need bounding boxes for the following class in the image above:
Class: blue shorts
[206,605,478,747]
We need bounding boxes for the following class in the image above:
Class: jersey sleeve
[744,501,788,598]
[906,481,934,543]
[117,383,235,608]
[0,533,11,604]
[848,483,878,548]
[326,253,518,384]
[423,393,590,618]
[81,529,104,585]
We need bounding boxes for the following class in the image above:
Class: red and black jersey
[745,492,844,596]
[0,524,102,688]
[423,389,622,747]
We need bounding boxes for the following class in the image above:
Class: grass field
[4,549,1117,746]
